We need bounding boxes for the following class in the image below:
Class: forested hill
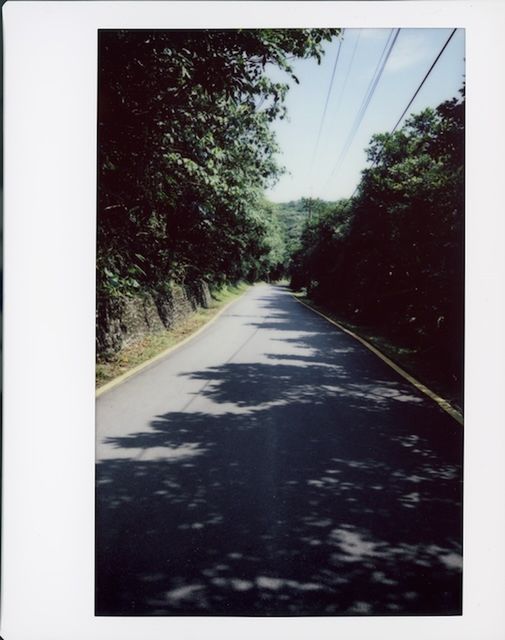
[274,201,307,253]
[274,199,339,254]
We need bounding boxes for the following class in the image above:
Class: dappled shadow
[184,361,426,413]
[96,285,463,616]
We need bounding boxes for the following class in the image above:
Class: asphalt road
[96,284,463,616]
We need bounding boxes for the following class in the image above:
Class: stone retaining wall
[96,280,211,361]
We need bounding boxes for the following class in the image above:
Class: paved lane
[96,284,463,615]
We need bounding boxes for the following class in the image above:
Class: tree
[97,28,340,302]
[290,87,464,385]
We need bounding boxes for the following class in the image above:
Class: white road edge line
[293,294,463,426]
[96,285,253,398]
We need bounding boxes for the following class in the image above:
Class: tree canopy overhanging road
[96,284,463,616]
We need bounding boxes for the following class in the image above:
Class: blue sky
[265,28,465,203]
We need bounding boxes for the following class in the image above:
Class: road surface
[96,284,463,616]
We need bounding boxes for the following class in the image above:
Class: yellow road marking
[292,295,463,426]
[96,287,250,398]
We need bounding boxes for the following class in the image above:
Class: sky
[265,28,465,203]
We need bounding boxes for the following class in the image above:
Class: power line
[320,28,400,194]
[349,28,458,200]
[352,29,396,124]
[313,29,362,187]
[390,28,457,134]
[333,28,362,117]
[332,29,400,177]
[307,31,345,187]
[337,29,396,159]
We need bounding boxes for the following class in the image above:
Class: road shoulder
[293,293,463,426]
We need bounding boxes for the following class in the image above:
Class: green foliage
[97,28,340,305]
[290,199,354,292]
[274,198,339,264]
[290,88,464,386]
[275,200,308,254]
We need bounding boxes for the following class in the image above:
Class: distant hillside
[274,200,309,253]
[273,199,340,255]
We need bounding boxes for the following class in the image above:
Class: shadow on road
[96,285,463,616]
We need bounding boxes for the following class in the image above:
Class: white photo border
[3,1,505,639]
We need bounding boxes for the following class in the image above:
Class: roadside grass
[96,282,250,389]
[293,291,463,414]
